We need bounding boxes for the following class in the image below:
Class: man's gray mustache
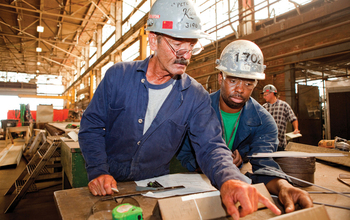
[174,58,189,65]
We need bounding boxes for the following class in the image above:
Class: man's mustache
[230,93,243,99]
[174,58,189,65]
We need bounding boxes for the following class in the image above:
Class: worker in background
[23,104,34,126]
[79,0,282,219]
[177,40,313,214]
[262,84,300,151]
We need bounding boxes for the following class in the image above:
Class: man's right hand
[220,179,281,220]
[88,174,118,196]
[232,150,243,167]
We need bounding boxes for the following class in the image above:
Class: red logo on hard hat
[149,14,160,19]
[162,21,173,29]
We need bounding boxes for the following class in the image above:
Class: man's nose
[233,80,244,92]
[181,50,192,60]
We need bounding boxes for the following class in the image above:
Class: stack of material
[286,142,350,168]
[274,157,316,187]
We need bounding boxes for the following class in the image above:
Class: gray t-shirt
[143,78,175,134]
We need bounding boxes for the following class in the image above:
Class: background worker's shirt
[263,99,297,149]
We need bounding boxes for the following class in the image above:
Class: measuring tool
[112,203,143,220]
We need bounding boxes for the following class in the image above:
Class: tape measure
[112,203,143,220]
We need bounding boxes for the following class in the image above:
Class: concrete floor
[0,142,61,220]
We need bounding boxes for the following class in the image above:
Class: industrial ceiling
[0,0,112,77]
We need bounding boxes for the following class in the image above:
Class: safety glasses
[162,36,203,57]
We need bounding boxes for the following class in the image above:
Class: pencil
[111,187,119,193]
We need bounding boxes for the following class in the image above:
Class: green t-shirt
[220,110,241,150]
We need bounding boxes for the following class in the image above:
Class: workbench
[54,162,350,220]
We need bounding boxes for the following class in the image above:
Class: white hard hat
[145,0,209,39]
[262,84,278,93]
[216,40,266,80]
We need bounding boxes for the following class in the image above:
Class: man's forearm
[292,120,299,131]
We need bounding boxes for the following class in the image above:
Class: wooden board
[285,142,350,167]
[0,143,24,168]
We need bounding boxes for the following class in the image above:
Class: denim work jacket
[78,56,249,189]
[178,90,288,185]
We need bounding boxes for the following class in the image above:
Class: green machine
[112,203,143,220]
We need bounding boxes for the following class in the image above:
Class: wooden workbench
[54,162,350,220]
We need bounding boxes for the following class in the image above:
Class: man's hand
[88,174,118,196]
[232,150,243,167]
[220,180,281,220]
[293,129,300,134]
[266,178,313,213]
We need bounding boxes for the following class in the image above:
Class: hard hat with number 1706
[145,0,210,39]
[216,40,266,80]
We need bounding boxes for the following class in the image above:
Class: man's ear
[218,72,223,85]
[148,32,158,51]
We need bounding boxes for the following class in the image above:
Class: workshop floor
[0,152,61,220]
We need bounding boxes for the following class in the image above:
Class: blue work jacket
[178,90,288,185]
[78,56,249,189]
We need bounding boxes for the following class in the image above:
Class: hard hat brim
[217,67,265,80]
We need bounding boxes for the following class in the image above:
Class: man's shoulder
[184,74,208,94]
[244,97,270,116]
[276,99,292,108]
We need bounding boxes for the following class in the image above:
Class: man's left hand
[266,178,313,213]
[278,184,313,213]
[293,129,300,134]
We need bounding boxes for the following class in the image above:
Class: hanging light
[37,61,41,65]
[37,26,44,32]
[36,47,42,52]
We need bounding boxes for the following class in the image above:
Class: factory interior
[0,0,349,219]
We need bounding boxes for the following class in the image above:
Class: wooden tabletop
[54,162,350,220]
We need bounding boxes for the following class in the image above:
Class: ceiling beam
[0,2,107,25]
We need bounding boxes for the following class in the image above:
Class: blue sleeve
[176,134,197,172]
[78,67,115,181]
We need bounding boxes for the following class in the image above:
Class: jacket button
[137,141,141,145]
[141,78,145,83]
[138,119,143,123]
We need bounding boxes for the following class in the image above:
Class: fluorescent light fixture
[37,26,44,32]
[36,47,42,52]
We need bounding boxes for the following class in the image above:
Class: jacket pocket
[159,119,187,152]
[106,105,125,133]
